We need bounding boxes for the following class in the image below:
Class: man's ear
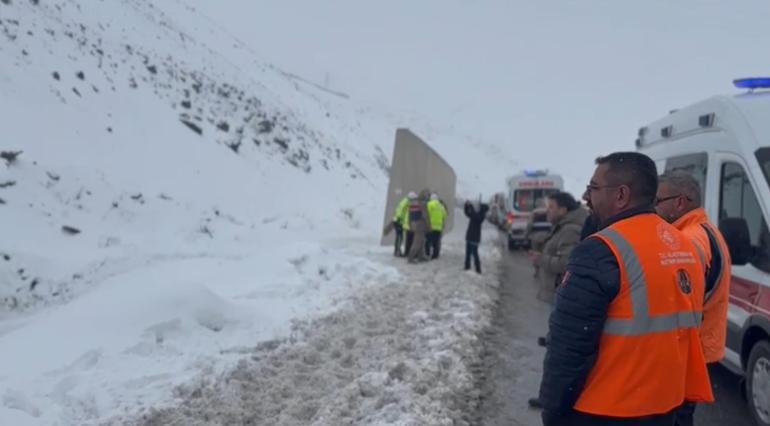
[617,185,632,206]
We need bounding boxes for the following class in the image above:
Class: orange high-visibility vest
[574,213,714,417]
[674,208,732,363]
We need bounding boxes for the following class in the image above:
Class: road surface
[479,237,756,425]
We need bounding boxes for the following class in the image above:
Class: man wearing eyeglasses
[655,172,731,426]
[538,152,713,426]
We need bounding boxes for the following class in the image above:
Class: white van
[636,78,770,426]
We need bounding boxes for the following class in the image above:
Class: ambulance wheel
[747,339,770,426]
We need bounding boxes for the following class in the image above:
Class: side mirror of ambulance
[719,217,753,265]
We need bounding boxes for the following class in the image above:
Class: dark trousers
[404,231,414,258]
[673,402,695,426]
[673,361,718,425]
[425,231,442,258]
[393,223,404,256]
[558,410,676,426]
[464,241,481,273]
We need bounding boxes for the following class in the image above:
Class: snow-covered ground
[0,0,513,424]
[1,206,503,425]
[0,232,400,424]
[124,223,501,426]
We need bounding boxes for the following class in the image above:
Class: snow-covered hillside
[0,0,515,309]
[0,0,515,424]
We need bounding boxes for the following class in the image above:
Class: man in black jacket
[464,200,489,273]
[538,152,704,426]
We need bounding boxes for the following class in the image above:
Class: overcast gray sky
[194,0,770,191]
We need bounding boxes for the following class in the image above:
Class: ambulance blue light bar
[733,77,770,89]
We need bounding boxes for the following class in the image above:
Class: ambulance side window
[720,162,770,272]
[665,152,708,203]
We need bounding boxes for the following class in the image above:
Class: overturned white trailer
[380,129,457,246]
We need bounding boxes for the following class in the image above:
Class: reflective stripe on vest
[702,224,726,302]
[699,221,732,363]
[692,240,707,272]
[598,227,702,337]
[575,214,714,416]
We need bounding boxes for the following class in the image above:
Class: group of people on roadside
[386,190,494,275]
[389,189,448,264]
[526,152,731,426]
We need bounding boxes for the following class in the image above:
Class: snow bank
[122,228,502,426]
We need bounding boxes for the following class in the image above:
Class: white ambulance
[505,170,563,250]
[636,77,770,426]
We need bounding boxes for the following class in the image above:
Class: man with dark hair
[547,191,580,212]
[656,172,731,426]
[527,191,589,410]
[590,152,660,220]
[530,191,588,303]
[538,152,713,425]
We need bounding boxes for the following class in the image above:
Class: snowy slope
[0,0,515,424]
[0,0,513,310]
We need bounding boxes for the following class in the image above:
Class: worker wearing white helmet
[426,193,448,259]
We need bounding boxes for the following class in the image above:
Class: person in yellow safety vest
[539,152,713,426]
[655,172,731,426]
[403,191,418,257]
[392,195,410,257]
[426,193,448,259]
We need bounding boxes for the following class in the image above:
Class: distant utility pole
[324,72,331,90]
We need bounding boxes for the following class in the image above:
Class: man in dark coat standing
[464,200,489,274]
[538,152,712,426]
